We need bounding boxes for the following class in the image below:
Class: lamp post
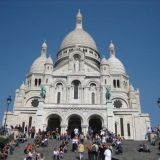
[3,95,12,134]
[157,97,160,108]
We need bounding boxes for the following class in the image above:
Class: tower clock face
[31,98,39,107]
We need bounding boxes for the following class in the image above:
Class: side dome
[60,29,98,51]
[30,56,47,73]
[46,56,53,64]
[108,56,126,74]
[30,41,48,73]
[108,41,126,74]
[101,57,108,65]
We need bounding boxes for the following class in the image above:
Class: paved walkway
[7,139,160,160]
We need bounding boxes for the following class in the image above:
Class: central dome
[60,29,98,51]
[60,10,98,52]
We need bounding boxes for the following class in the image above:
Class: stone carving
[75,58,80,72]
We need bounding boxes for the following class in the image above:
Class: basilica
[4,10,150,140]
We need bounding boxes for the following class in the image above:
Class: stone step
[7,139,160,160]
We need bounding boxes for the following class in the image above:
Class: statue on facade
[74,58,80,72]
[105,85,111,101]
[40,86,46,99]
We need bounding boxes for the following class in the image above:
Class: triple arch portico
[46,113,104,135]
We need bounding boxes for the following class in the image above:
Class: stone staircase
[7,139,160,160]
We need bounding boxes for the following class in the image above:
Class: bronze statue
[105,85,111,100]
[40,86,46,99]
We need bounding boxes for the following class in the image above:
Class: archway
[68,114,82,138]
[89,115,102,134]
[47,114,61,132]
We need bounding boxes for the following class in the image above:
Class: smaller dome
[30,56,47,73]
[108,56,126,74]
[46,56,53,64]
[129,84,134,91]
[20,82,25,90]
[101,57,108,65]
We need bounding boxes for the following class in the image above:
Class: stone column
[81,125,88,137]
[106,99,114,132]
[35,98,45,132]
[61,124,68,133]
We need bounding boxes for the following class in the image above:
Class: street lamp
[157,97,160,108]
[3,95,12,134]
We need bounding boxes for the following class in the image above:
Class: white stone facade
[3,10,150,140]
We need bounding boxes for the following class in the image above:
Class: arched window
[38,79,41,86]
[74,81,79,99]
[72,80,80,99]
[91,92,95,104]
[74,64,76,71]
[57,92,61,104]
[46,79,48,84]
[113,79,116,88]
[115,122,117,135]
[117,80,120,88]
[120,118,124,136]
[29,116,32,129]
[35,79,37,86]
[105,79,107,84]
[127,123,131,136]
[56,83,63,90]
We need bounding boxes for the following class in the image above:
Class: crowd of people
[17,126,124,160]
[0,124,28,160]
[1,124,160,160]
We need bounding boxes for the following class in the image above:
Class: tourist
[72,136,78,152]
[101,134,106,144]
[39,153,45,160]
[59,146,64,159]
[74,128,79,136]
[98,144,105,160]
[137,143,150,152]
[104,145,112,160]
[80,132,85,144]
[86,142,93,160]
[53,148,59,160]
[115,143,123,154]
[78,142,85,160]
[92,142,98,160]
[31,127,36,139]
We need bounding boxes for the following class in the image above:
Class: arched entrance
[47,114,61,132]
[68,114,82,137]
[89,115,102,134]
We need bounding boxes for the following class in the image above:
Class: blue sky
[0,0,160,127]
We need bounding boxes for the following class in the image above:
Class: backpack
[92,145,97,152]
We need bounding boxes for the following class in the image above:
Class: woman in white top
[104,145,112,160]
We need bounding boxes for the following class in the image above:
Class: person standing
[74,128,79,136]
[104,145,112,160]
[80,132,84,144]
[78,142,85,160]
[86,143,93,160]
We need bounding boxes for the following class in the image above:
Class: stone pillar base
[81,125,88,137]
